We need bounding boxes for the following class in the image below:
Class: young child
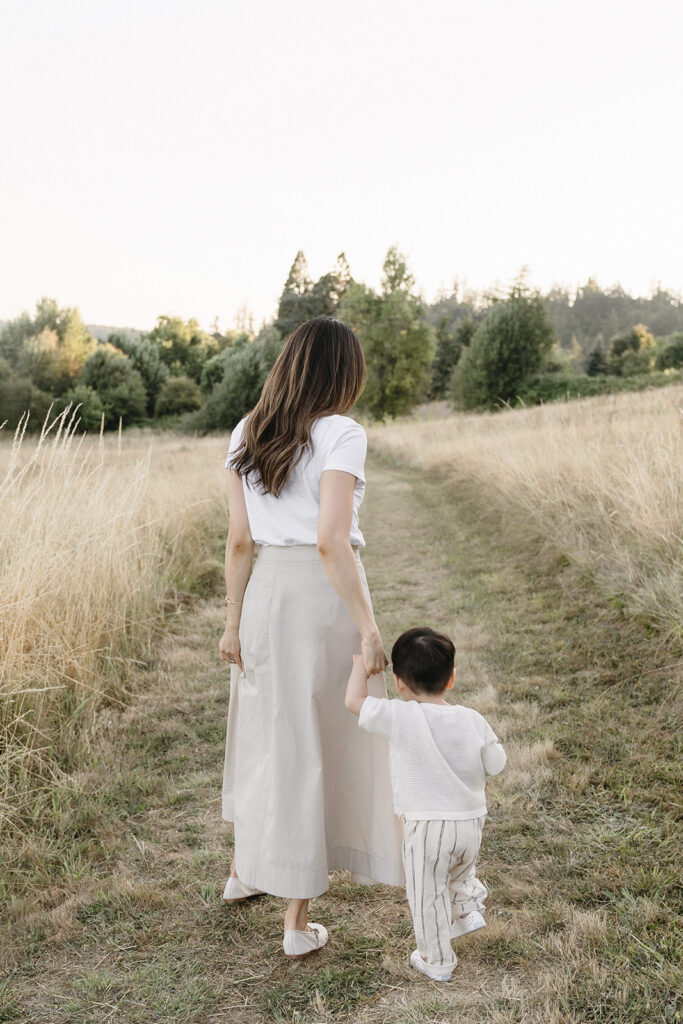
[345,626,506,982]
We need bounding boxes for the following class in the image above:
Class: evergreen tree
[585,345,609,376]
[430,318,477,398]
[274,251,314,337]
[340,247,435,421]
[309,252,354,319]
[451,285,555,409]
[275,251,353,337]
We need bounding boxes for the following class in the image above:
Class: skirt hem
[232,841,405,899]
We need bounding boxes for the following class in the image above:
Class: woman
[219,317,404,958]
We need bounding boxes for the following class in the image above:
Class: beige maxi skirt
[221,544,405,899]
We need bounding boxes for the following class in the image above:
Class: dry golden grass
[0,410,229,838]
[368,387,683,647]
[2,399,681,1023]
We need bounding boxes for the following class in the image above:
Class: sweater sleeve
[358,695,396,739]
[481,717,507,776]
[482,741,507,776]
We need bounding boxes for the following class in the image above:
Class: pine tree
[340,247,435,421]
[274,251,314,336]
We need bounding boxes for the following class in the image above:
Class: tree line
[1,251,682,433]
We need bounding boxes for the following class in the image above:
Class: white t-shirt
[359,697,506,820]
[225,413,367,547]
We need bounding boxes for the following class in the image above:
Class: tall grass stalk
[0,408,228,839]
[369,386,683,647]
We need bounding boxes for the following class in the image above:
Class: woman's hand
[219,627,243,670]
[361,630,388,677]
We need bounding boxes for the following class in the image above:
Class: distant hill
[0,320,145,343]
[86,324,145,342]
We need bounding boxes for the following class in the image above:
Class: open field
[1,399,682,1023]
[368,387,683,648]
[0,415,228,861]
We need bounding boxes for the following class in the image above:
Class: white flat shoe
[409,949,455,981]
[222,876,265,903]
[283,923,328,959]
[451,909,486,938]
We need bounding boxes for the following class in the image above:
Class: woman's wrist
[361,625,381,645]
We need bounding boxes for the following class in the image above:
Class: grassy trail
[2,455,680,1024]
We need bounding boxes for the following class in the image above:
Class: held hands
[361,631,388,677]
[219,627,243,670]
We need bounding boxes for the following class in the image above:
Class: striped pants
[402,816,487,971]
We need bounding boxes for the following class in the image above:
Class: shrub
[154,375,202,416]
[194,326,283,431]
[516,370,681,405]
[146,315,219,382]
[0,376,54,431]
[620,348,652,377]
[655,333,683,370]
[451,287,555,409]
[80,348,147,428]
[109,334,169,413]
[608,323,656,375]
[16,328,65,394]
[195,343,266,431]
[61,385,105,432]
[199,332,264,395]
[585,346,609,376]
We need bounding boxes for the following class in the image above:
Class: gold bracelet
[224,596,243,606]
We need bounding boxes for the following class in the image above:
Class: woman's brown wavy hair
[230,317,366,496]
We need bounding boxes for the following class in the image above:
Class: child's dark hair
[391,627,456,695]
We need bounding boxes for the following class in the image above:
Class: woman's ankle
[284,899,309,931]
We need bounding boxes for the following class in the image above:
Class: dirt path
[4,455,679,1024]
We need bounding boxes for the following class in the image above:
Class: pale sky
[1,0,682,332]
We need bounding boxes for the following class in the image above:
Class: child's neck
[403,692,450,706]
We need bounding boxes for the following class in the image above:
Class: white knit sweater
[359,696,506,820]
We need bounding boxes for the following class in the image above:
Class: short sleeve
[224,418,245,470]
[321,421,367,483]
[480,715,506,776]
[358,695,397,739]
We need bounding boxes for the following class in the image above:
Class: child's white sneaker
[451,909,486,938]
[409,949,455,981]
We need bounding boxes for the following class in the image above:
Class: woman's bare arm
[218,468,254,670]
[317,470,387,675]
